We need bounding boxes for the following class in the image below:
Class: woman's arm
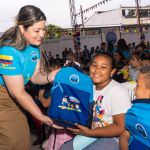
[69,113,125,137]
[30,60,59,85]
[3,75,53,126]
[119,129,130,150]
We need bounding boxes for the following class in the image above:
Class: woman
[0,5,58,150]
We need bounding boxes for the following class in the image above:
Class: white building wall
[42,32,150,57]
[121,31,150,44]
[42,35,102,57]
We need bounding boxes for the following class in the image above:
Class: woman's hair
[0,5,48,72]
[90,52,115,70]
[117,39,130,51]
[0,5,46,50]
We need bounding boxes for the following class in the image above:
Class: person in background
[116,39,131,61]
[134,43,146,52]
[82,45,90,66]
[139,51,150,67]
[0,5,59,150]
[60,52,131,150]
[112,61,129,83]
[62,47,69,63]
[120,66,150,150]
[95,46,101,53]
[129,51,142,81]
[100,42,106,52]
[121,50,150,102]
[107,41,115,53]
[114,50,126,64]
[90,46,95,58]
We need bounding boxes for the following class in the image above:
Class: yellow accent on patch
[0,55,13,60]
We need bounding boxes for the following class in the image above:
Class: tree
[45,24,62,39]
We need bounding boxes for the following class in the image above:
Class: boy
[120,65,150,150]
[129,51,142,81]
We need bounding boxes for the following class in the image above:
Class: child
[129,51,142,81]
[60,52,131,150]
[120,65,150,150]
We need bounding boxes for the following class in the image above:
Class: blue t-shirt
[0,45,40,86]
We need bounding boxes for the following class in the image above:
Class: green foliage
[45,24,62,39]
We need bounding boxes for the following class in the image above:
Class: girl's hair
[139,51,150,61]
[117,39,130,51]
[135,43,146,51]
[131,50,142,60]
[90,52,115,69]
[0,5,46,50]
[114,50,125,60]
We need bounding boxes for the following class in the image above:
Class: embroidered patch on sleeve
[0,55,13,65]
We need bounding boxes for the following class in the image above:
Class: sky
[0,0,149,32]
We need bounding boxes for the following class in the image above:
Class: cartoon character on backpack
[61,96,69,109]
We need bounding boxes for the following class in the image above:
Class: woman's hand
[52,124,64,129]
[41,115,53,126]
[41,115,64,129]
[68,123,91,136]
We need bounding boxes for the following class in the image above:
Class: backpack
[47,67,93,128]
[126,99,150,149]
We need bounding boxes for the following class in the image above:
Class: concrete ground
[30,132,42,150]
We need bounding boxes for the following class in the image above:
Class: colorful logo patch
[0,55,13,65]
[31,51,38,62]
[69,74,79,84]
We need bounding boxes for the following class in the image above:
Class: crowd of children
[28,39,150,150]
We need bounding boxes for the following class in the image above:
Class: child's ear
[111,69,116,77]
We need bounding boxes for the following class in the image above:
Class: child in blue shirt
[120,65,150,150]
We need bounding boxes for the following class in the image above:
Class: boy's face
[130,55,141,69]
[135,73,147,99]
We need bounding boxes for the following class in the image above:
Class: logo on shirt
[0,55,16,70]
[31,51,38,62]
[0,55,13,65]
[135,123,148,138]
[69,74,79,84]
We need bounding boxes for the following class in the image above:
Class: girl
[60,52,131,150]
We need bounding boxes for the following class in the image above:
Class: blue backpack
[47,67,93,128]
[126,99,150,150]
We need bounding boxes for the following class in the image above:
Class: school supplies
[48,67,93,128]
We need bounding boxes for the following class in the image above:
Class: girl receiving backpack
[60,52,131,150]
